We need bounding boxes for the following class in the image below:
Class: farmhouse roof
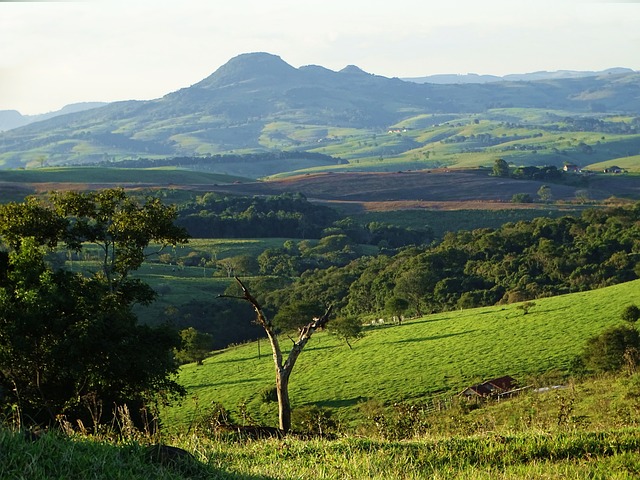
[459,375,518,397]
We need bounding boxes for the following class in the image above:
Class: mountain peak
[340,65,370,75]
[195,52,299,89]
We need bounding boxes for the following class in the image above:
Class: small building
[603,166,624,174]
[563,164,581,173]
[459,375,519,400]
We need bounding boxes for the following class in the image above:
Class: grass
[2,422,640,479]
[162,278,640,431]
[587,156,640,173]
[0,167,248,185]
[4,273,640,478]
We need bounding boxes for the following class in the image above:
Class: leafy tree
[175,327,213,365]
[537,185,552,203]
[511,193,532,204]
[581,325,640,373]
[385,296,409,323]
[51,188,189,290]
[0,190,189,428]
[328,316,364,349]
[274,301,324,332]
[492,158,510,177]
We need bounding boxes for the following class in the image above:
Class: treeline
[177,192,338,239]
[175,192,433,247]
[95,151,342,169]
[254,203,640,321]
[493,159,564,182]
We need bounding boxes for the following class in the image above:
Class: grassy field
[161,279,640,431]
[2,426,640,479]
[0,166,249,185]
[4,372,640,479]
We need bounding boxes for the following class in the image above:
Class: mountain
[404,67,635,84]
[0,102,108,132]
[0,52,639,170]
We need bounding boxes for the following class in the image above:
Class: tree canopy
[0,189,189,428]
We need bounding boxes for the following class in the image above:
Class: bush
[291,405,336,436]
[622,305,640,323]
[259,386,278,403]
[511,193,532,203]
[581,325,640,373]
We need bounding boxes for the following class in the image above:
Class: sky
[1,0,639,115]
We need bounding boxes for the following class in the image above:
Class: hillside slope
[163,278,640,429]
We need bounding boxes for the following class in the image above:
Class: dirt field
[5,169,639,212]
[191,169,639,210]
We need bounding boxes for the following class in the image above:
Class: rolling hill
[1,52,639,175]
[162,278,640,430]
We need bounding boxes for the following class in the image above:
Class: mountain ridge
[0,52,639,170]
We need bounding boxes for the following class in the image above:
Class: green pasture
[587,155,640,173]
[162,278,640,430]
[0,167,248,185]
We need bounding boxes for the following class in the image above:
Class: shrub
[511,193,532,203]
[581,325,640,373]
[622,305,640,323]
[291,405,336,436]
[259,386,278,403]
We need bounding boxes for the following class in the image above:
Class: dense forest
[252,203,640,325]
[175,192,433,247]
[169,200,640,349]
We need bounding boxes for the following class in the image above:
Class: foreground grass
[2,426,640,479]
[164,279,640,430]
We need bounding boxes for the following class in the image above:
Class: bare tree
[220,277,332,433]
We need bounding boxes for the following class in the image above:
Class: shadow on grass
[195,377,262,388]
[0,430,275,480]
[315,396,369,409]
[393,330,476,344]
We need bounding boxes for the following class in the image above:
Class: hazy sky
[1,0,639,115]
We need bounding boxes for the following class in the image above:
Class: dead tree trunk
[221,277,332,433]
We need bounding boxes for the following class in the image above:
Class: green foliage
[177,192,339,239]
[581,325,640,373]
[52,188,189,287]
[291,405,336,436]
[384,296,409,320]
[327,316,364,349]
[273,301,324,332]
[511,193,532,203]
[492,158,510,177]
[517,301,536,315]
[174,328,213,365]
[0,190,188,428]
[537,185,553,202]
[274,203,640,320]
[622,304,640,323]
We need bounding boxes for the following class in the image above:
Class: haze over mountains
[403,67,635,85]
[0,102,108,133]
[0,52,639,171]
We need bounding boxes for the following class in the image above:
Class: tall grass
[2,425,639,479]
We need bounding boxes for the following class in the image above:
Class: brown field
[4,169,639,212]
[186,169,640,211]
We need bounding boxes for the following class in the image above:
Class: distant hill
[0,52,639,173]
[404,68,635,84]
[0,102,108,132]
